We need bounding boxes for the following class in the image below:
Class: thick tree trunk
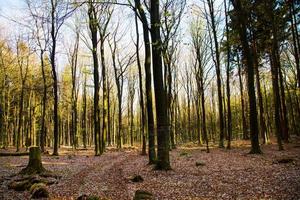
[20,147,46,175]
[270,52,284,150]
[151,0,171,170]
[232,0,261,154]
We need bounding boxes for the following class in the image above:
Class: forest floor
[0,138,300,200]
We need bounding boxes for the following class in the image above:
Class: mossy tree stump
[20,147,46,175]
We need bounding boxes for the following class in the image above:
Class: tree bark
[151,0,171,170]
[231,0,261,154]
[134,0,156,163]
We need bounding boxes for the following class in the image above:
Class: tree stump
[20,147,46,175]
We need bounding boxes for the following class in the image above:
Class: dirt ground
[0,140,300,200]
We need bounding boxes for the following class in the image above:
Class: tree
[150,0,171,170]
[87,0,101,155]
[98,3,113,154]
[49,0,73,156]
[67,24,80,148]
[109,26,135,149]
[26,0,50,152]
[204,0,225,148]
[230,0,262,154]
[190,16,210,152]
[134,0,156,163]
[224,0,232,149]
[134,9,146,155]
[16,39,31,152]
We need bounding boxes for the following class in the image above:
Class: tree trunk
[88,2,100,155]
[253,41,268,144]
[232,0,261,154]
[20,147,46,175]
[207,0,225,148]
[135,0,156,163]
[151,0,171,170]
[40,50,47,152]
[51,0,59,156]
[224,0,232,149]
[237,56,248,140]
[134,12,146,154]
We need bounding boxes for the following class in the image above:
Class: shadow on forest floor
[0,137,300,199]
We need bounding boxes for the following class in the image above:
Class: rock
[31,184,49,199]
[133,190,154,200]
[196,161,205,167]
[130,175,144,183]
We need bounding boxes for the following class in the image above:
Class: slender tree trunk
[207,0,225,148]
[237,56,248,140]
[51,0,59,156]
[253,41,268,144]
[88,2,100,155]
[278,60,289,142]
[82,74,87,149]
[135,0,156,163]
[224,0,232,149]
[17,85,24,152]
[201,79,209,153]
[289,2,300,88]
[100,37,107,154]
[134,11,146,155]
[40,50,47,152]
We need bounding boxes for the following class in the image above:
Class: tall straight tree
[230,0,261,154]
[134,0,156,163]
[205,0,225,148]
[224,0,232,149]
[150,0,171,170]
[68,25,80,148]
[98,4,113,154]
[26,0,50,152]
[134,10,146,155]
[190,16,210,153]
[87,0,101,155]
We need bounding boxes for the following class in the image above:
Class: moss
[29,183,46,194]
[31,184,49,199]
[133,190,154,200]
[77,195,100,200]
[179,151,188,156]
[8,180,32,191]
[19,147,46,175]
